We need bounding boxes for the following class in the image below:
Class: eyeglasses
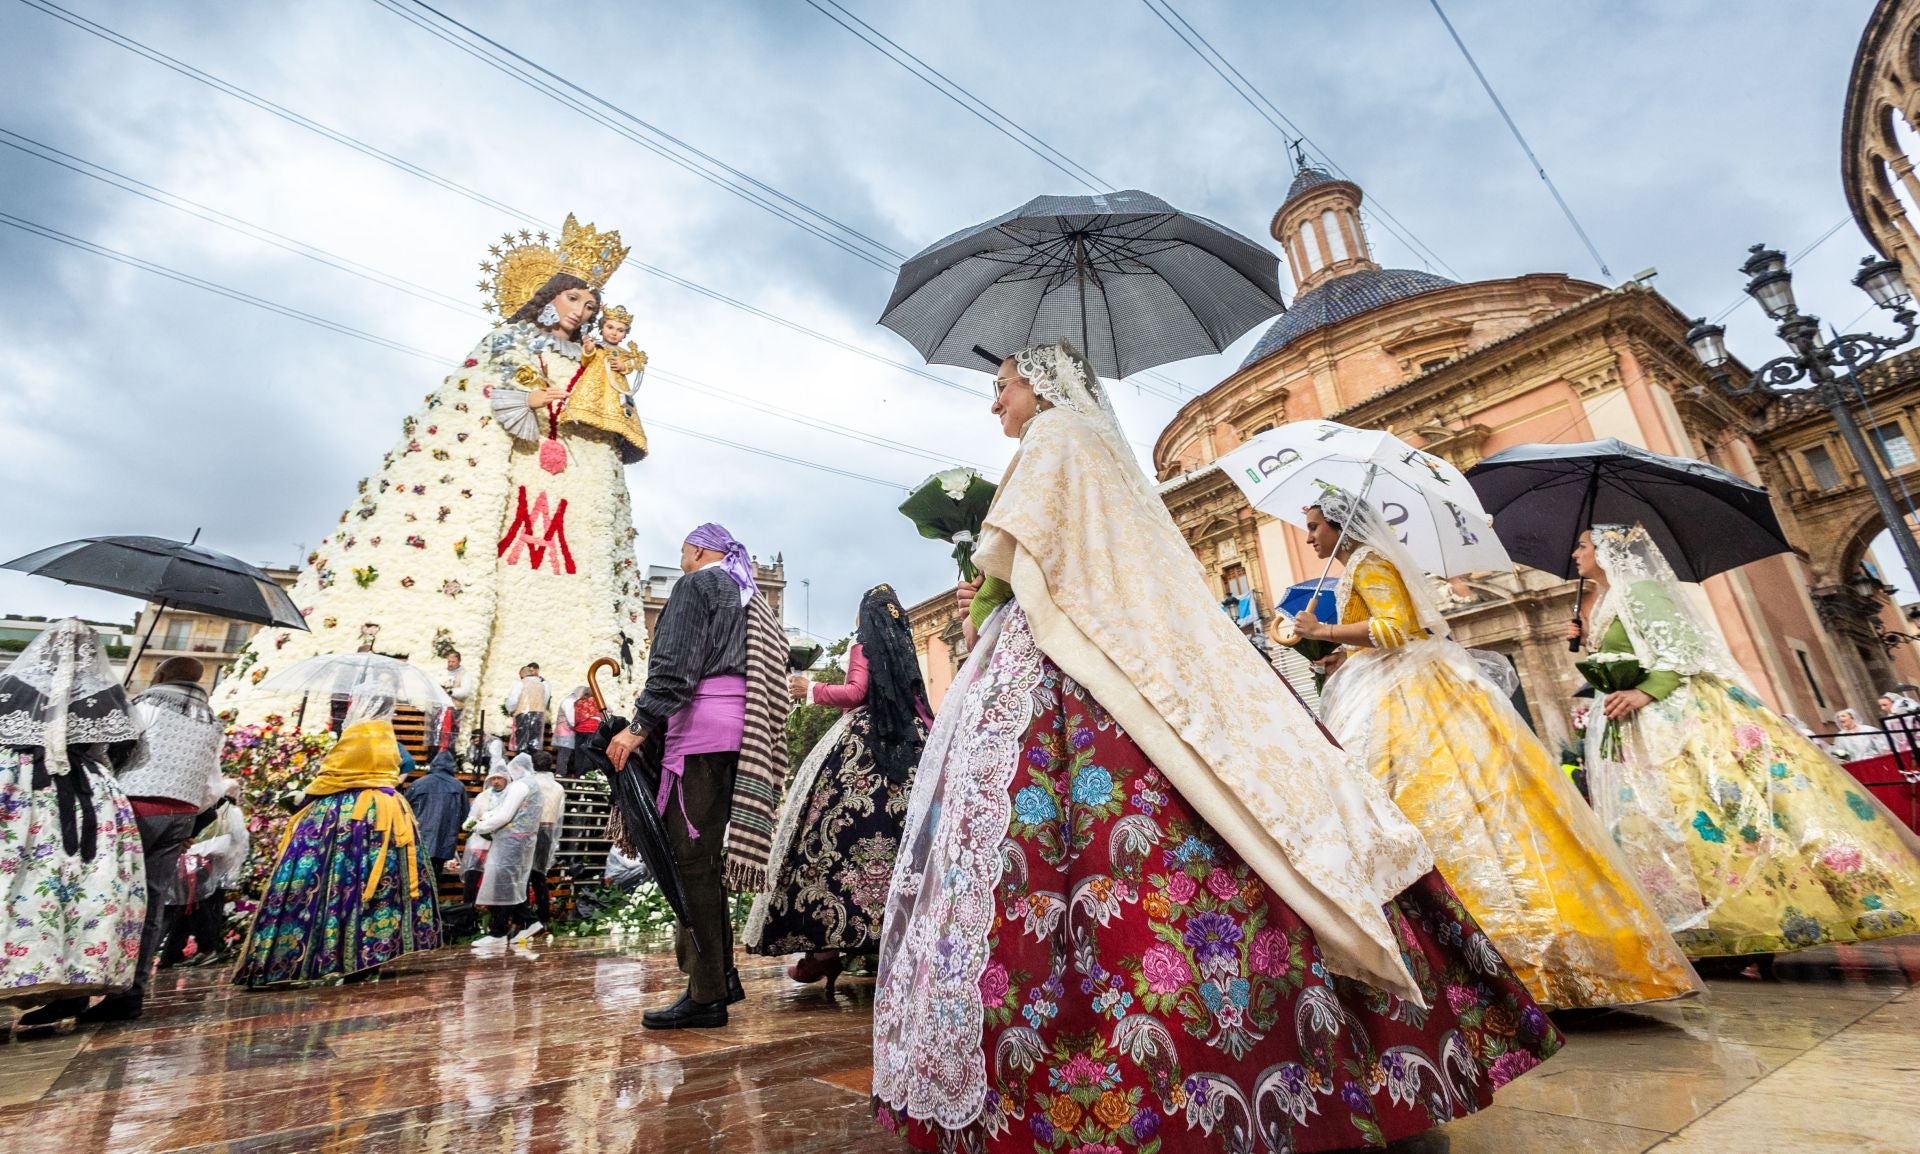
[992,376,1021,392]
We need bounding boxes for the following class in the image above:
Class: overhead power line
[378,0,905,271]
[0,211,446,363]
[16,0,536,224]
[649,365,996,472]
[649,420,909,488]
[1709,215,1855,324]
[14,0,1196,409]
[0,211,935,488]
[802,0,1113,194]
[0,127,484,319]
[1137,0,1461,282]
[9,4,992,402]
[1427,0,1611,279]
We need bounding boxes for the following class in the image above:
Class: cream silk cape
[972,408,1434,1002]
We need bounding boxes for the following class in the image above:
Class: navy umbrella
[880,190,1286,379]
[1464,439,1792,647]
[4,533,306,683]
[1277,579,1337,621]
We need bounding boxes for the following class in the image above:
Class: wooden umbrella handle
[586,657,620,710]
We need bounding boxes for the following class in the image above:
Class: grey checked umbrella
[880,190,1286,379]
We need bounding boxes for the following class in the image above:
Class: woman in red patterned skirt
[872,341,1561,1152]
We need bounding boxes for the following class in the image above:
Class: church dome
[1239,266,1458,367]
[1282,165,1341,204]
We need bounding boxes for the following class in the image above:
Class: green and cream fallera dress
[1582,525,1920,958]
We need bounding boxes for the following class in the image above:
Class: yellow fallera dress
[1320,548,1700,1009]
[1586,593,1920,957]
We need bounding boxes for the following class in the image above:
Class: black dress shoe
[15,997,88,1028]
[641,996,728,1030]
[727,968,746,1006]
[76,994,143,1024]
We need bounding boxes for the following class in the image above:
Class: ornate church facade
[1153,166,1920,750]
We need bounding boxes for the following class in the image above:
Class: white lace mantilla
[872,604,1043,1129]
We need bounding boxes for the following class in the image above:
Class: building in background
[1151,162,1920,748]
[127,566,299,692]
[640,555,787,641]
[906,586,966,709]
[0,616,137,681]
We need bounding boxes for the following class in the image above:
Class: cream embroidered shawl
[973,408,1434,1003]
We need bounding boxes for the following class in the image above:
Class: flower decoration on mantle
[352,565,379,588]
[441,579,463,598]
[453,537,468,559]
[400,576,416,588]
[406,535,427,549]
[323,616,338,629]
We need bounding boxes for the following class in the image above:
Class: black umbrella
[880,190,1286,380]
[1464,439,1793,648]
[574,717,701,954]
[574,659,700,952]
[4,532,307,683]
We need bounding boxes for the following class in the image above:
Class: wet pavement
[1,936,1915,1152]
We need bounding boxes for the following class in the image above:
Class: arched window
[1296,226,1322,273]
[1321,210,1349,263]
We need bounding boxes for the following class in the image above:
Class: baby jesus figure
[568,304,650,461]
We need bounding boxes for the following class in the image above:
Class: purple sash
[657,674,746,838]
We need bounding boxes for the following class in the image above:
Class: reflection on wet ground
[1,936,1915,1152]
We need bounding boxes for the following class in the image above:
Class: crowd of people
[10,277,1920,1151]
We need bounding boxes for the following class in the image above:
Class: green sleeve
[1637,668,1681,701]
[969,575,1014,630]
[1601,596,1681,700]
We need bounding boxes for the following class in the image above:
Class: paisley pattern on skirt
[880,638,1561,1152]
[751,707,923,954]
[234,787,440,987]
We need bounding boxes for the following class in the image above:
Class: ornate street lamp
[1687,244,1920,594]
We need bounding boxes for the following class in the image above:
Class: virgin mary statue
[218,215,649,726]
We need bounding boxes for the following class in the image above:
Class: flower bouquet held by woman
[1573,524,1920,959]
[873,341,1561,1154]
[1575,651,1645,762]
[899,467,997,581]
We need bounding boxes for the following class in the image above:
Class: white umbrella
[255,653,451,711]
[1217,420,1511,578]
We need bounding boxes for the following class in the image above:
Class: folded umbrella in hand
[575,713,700,952]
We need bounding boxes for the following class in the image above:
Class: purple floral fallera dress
[234,787,440,988]
[881,609,1561,1153]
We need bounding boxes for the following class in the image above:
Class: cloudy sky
[0,0,1899,644]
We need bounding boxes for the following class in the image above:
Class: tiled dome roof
[1239,267,1458,368]
[1283,165,1340,203]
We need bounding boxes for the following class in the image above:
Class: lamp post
[1685,246,1920,594]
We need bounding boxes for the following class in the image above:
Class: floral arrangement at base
[219,715,336,947]
[557,883,752,938]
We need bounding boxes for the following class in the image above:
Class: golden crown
[476,213,630,320]
[600,305,634,328]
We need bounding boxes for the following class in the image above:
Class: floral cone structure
[216,321,647,726]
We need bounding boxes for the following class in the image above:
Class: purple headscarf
[684,523,757,605]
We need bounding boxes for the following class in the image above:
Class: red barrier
[1841,752,1920,834]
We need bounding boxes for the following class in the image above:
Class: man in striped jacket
[609,523,788,1029]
